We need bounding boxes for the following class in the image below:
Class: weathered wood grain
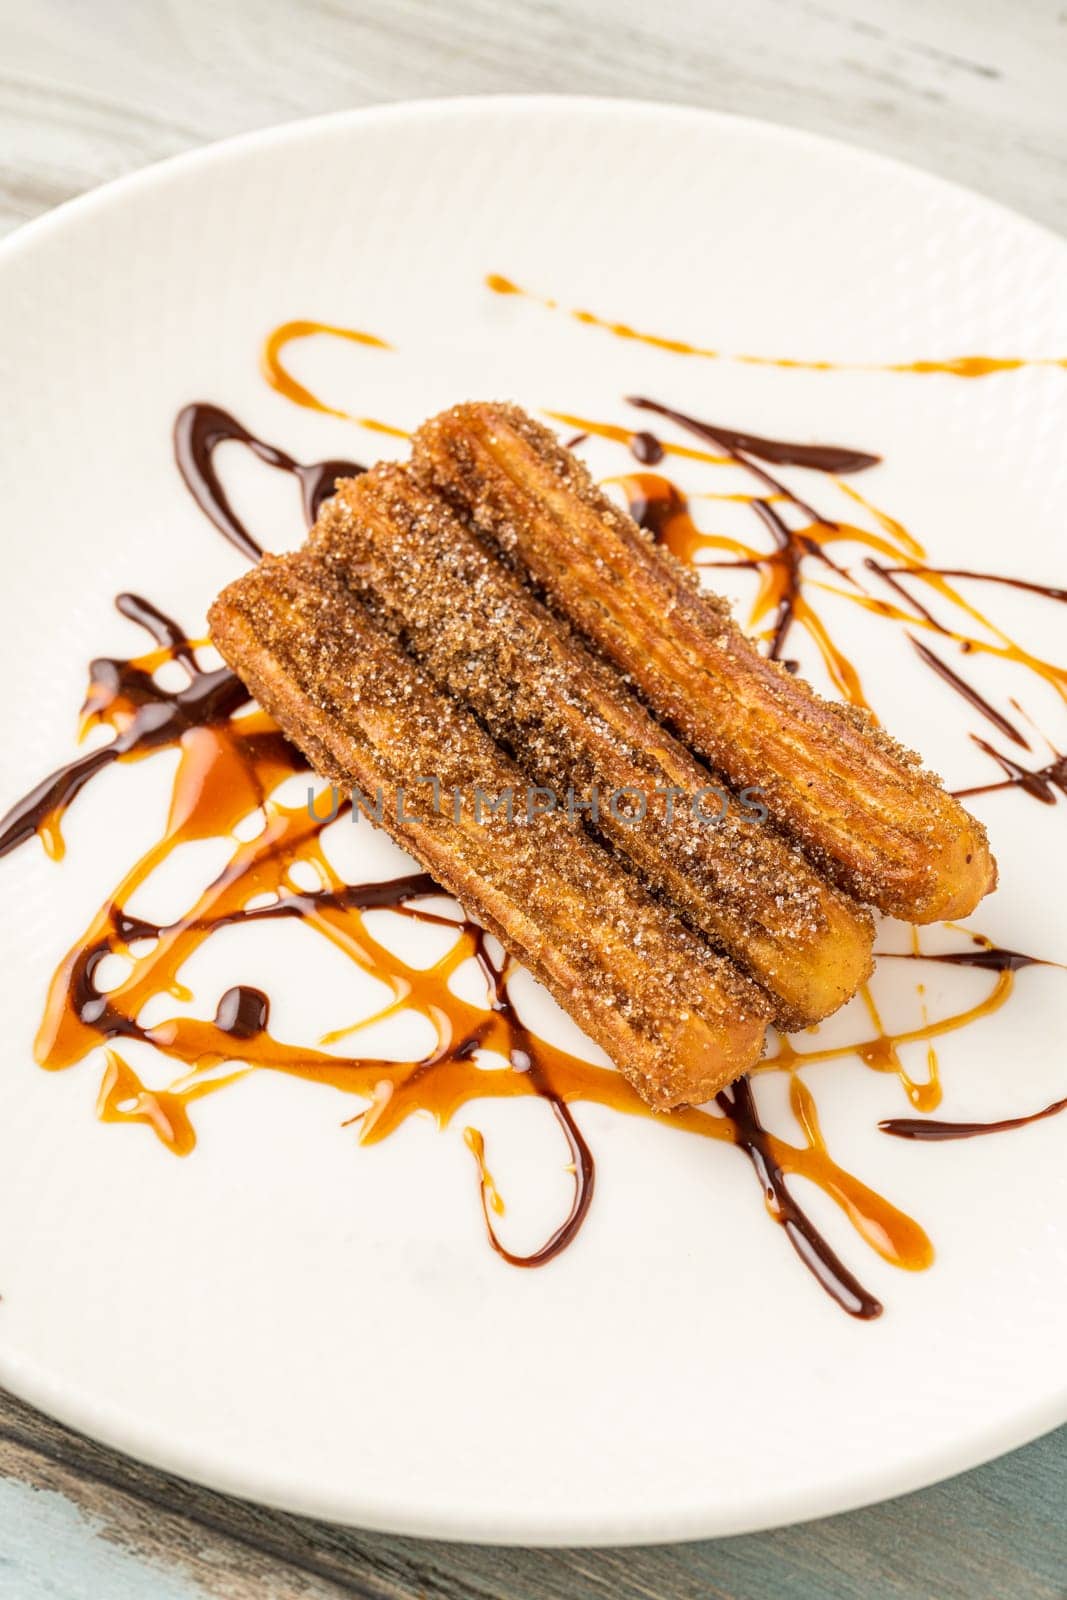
[1,1388,1066,1600]
[1,0,1065,242]
[1,1,1065,1594]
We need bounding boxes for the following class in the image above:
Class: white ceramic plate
[1,97,1066,1545]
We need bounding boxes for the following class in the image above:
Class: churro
[209,553,770,1110]
[311,462,874,1027]
[413,402,996,922]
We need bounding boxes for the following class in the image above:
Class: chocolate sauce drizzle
[907,636,1030,749]
[6,375,1066,1316]
[881,567,1067,605]
[881,1093,1067,1142]
[955,739,1067,805]
[457,941,596,1268]
[0,592,250,859]
[620,467,865,701]
[626,396,849,532]
[615,395,1067,783]
[626,396,881,475]
[885,945,1053,974]
[719,1077,881,1318]
[174,402,363,560]
[750,498,804,662]
[4,424,609,1276]
[879,937,1067,1141]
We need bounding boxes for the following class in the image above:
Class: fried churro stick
[413,403,996,923]
[311,463,873,1028]
[209,554,770,1110]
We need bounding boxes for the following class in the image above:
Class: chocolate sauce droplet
[214,985,270,1039]
[630,430,664,465]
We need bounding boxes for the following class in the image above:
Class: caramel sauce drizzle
[5,295,1067,1315]
[0,591,250,861]
[540,398,1067,1165]
[613,468,873,707]
[97,1050,199,1155]
[260,321,407,437]
[577,395,1067,803]
[764,951,1016,1114]
[6,595,940,1310]
[487,273,1067,379]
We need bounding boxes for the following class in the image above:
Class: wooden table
[1,2,1065,1594]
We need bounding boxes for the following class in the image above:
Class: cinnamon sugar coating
[311,462,874,1027]
[209,554,770,1110]
[412,401,996,923]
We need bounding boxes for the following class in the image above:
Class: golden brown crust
[412,401,997,923]
[209,554,770,1110]
[311,462,874,1028]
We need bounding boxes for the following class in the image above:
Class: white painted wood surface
[2,0,1065,239]
[1,1,1065,1595]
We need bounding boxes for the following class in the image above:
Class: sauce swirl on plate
[2,290,1065,1315]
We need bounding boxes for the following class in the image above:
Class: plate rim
[1,92,1065,1545]
[2,91,1063,274]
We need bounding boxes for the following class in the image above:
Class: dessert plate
[0,97,1065,1544]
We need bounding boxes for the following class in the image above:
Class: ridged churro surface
[209,553,770,1110]
[413,402,996,923]
[311,462,873,1027]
